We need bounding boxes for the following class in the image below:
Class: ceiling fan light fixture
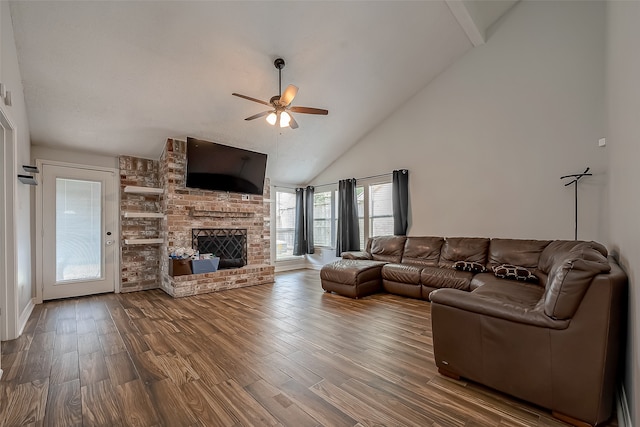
[279,111,291,128]
[266,112,277,125]
[233,57,328,129]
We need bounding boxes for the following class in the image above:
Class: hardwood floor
[1,270,617,427]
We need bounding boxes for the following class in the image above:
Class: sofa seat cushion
[420,266,473,291]
[472,280,545,309]
[341,251,372,260]
[320,260,387,285]
[469,272,500,290]
[431,282,567,329]
[381,263,423,284]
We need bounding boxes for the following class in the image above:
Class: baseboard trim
[616,383,633,427]
[274,264,307,273]
[17,298,35,336]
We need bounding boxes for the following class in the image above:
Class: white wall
[1,1,33,321]
[31,145,118,169]
[311,1,607,242]
[606,2,640,424]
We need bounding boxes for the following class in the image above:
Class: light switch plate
[598,138,606,147]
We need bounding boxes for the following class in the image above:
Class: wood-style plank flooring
[1,270,618,426]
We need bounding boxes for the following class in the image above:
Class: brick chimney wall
[118,138,274,297]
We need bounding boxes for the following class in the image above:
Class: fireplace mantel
[189,207,255,218]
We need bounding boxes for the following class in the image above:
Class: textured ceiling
[10,1,514,185]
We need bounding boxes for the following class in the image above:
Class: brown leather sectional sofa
[320,235,627,426]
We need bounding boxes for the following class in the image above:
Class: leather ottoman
[320,259,386,298]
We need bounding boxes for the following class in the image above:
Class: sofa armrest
[341,251,372,260]
[429,288,569,329]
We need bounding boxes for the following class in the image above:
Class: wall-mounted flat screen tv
[185,137,267,195]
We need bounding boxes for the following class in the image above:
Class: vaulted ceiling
[10,1,516,184]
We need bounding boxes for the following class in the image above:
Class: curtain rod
[312,172,394,189]
[273,170,404,190]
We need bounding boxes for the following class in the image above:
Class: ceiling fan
[232,58,328,129]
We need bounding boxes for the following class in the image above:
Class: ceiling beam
[445,0,485,47]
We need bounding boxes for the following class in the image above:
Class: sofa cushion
[400,236,444,267]
[493,264,538,283]
[369,236,407,263]
[538,240,608,274]
[421,266,473,291]
[341,251,372,260]
[430,283,565,329]
[487,239,551,270]
[438,237,490,269]
[453,260,487,273]
[382,263,422,284]
[543,247,611,320]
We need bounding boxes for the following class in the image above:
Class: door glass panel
[56,178,102,282]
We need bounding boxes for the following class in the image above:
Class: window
[369,182,393,237]
[313,191,334,247]
[311,178,393,250]
[275,191,297,259]
[357,186,365,250]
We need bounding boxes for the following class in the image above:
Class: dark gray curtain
[293,186,315,256]
[304,186,315,254]
[292,188,306,256]
[336,178,360,256]
[393,169,409,235]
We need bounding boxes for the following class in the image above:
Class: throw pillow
[453,260,487,273]
[493,264,538,283]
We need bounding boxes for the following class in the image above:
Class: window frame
[273,188,302,261]
[311,176,393,251]
[312,188,337,249]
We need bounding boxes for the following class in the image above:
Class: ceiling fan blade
[289,106,329,115]
[245,110,272,121]
[289,113,299,129]
[232,93,270,106]
[279,85,298,106]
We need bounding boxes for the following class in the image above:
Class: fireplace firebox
[192,228,247,269]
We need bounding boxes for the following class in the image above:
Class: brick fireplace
[119,138,274,297]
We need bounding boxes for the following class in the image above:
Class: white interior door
[41,164,117,300]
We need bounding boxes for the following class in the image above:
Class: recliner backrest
[438,237,490,269]
[401,237,444,266]
[369,235,407,263]
[543,245,611,320]
[538,240,608,274]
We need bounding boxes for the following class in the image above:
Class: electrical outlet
[598,138,606,147]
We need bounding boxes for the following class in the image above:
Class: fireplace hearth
[192,228,247,269]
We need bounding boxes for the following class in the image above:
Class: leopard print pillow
[493,264,538,283]
[453,260,487,273]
